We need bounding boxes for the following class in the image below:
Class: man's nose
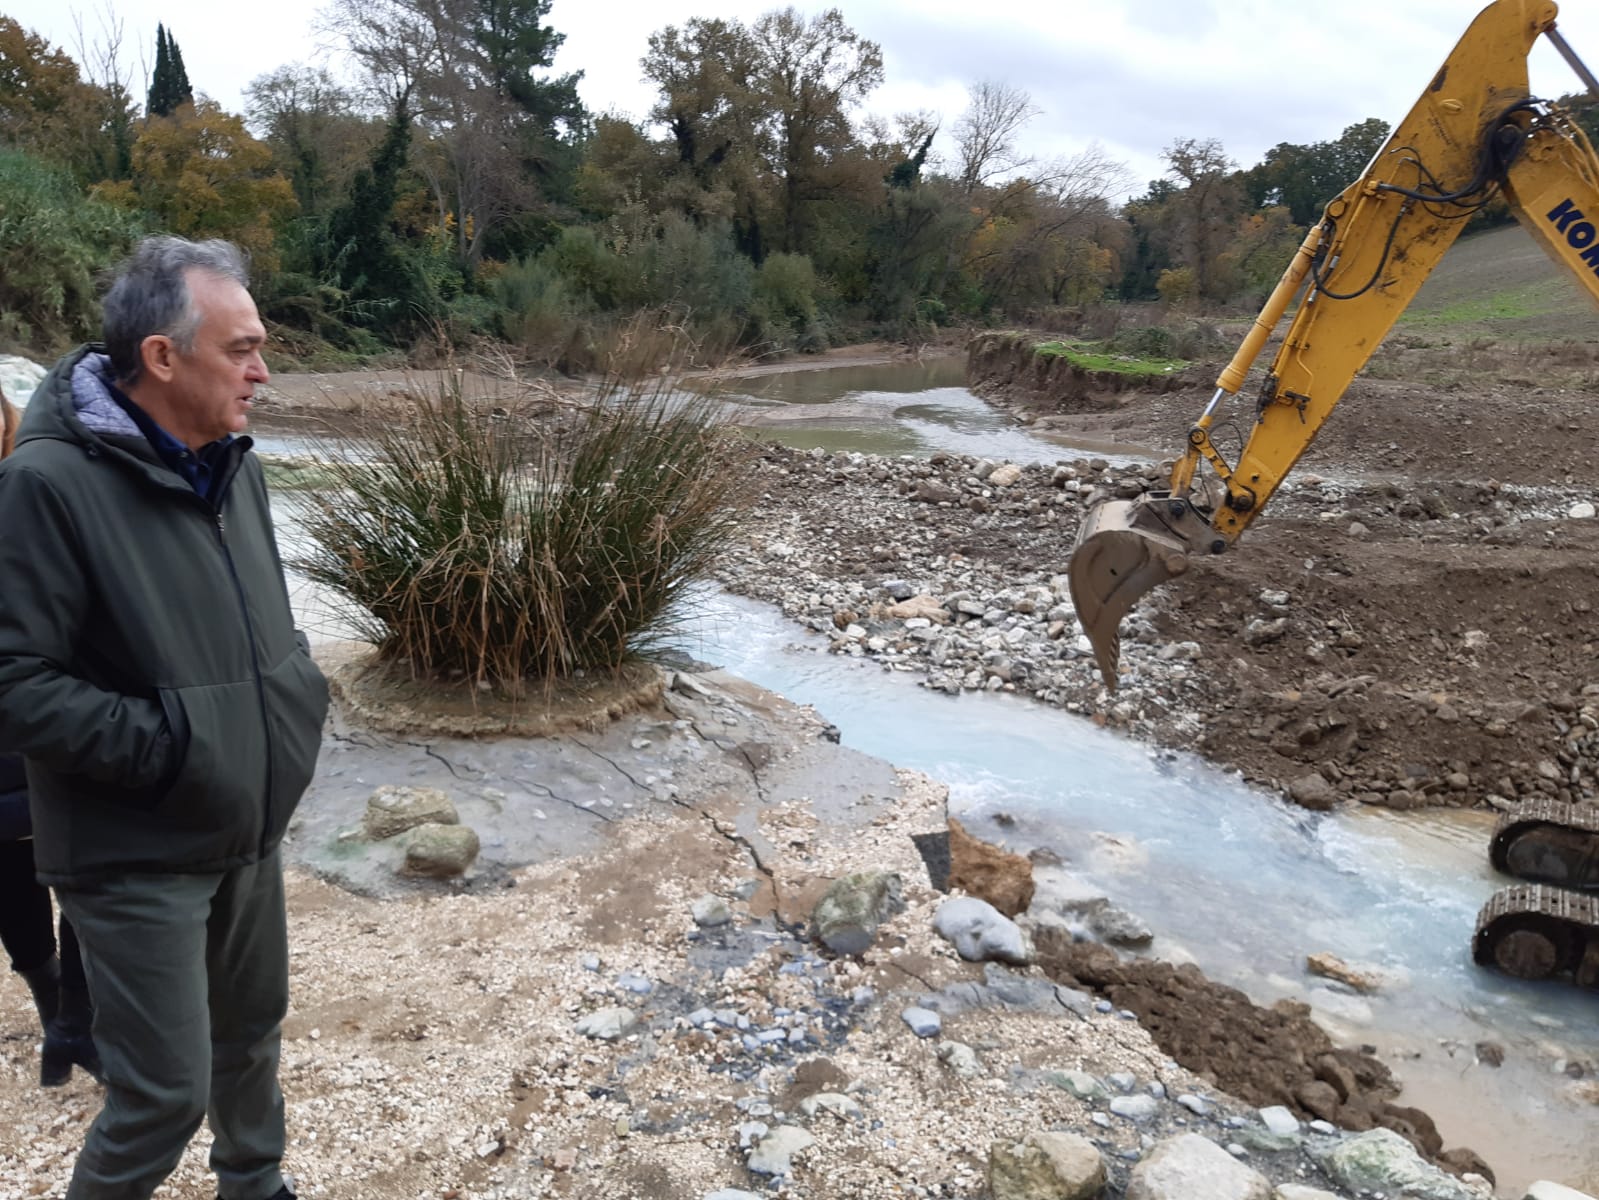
[247,353,270,385]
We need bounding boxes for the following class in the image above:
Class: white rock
[933,896,1031,964]
[691,895,733,927]
[1568,502,1596,520]
[798,1092,861,1120]
[575,1007,638,1041]
[1525,1185,1599,1200]
[936,1041,984,1078]
[1258,1105,1300,1137]
[0,355,47,408]
[1127,1133,1272,1200]
[746,1126,814,1176]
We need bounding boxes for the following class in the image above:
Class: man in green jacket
[0,236,329,1200]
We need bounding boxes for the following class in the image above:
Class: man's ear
[139,334,177,384]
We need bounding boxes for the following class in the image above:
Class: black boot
[18,954,60,1031]
[40,983,102,1088]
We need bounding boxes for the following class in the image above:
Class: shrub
[1156,266,1197,307]
[1107,319,1229,361]
[624,215,755,322]
[293,373,752,689]
[753,252,820,346]
[543,226,622,308]
[495,256,590,369]
[0,150,142,352]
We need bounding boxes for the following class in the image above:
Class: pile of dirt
[1034,931,1496,1184]
[1147,514,1599,813]
[956,330,1599,814]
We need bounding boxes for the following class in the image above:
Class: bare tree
[69,2,138,178]
[246,64,372,215]
[953,79,1040,195]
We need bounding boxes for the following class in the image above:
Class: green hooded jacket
[0,345,329,886]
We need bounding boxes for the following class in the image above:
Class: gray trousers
[56,849,289,1200]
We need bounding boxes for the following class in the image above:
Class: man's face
[162,270,269,444]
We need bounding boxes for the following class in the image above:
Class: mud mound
[323,643,664,737]
[1157,516,1599,813]
[1034,931,1493,1183]
[966,331,1200,415]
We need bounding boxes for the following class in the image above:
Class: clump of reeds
[294,373,751,692]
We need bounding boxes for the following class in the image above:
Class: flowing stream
[274,359,1598,1195]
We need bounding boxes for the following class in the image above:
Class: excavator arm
[1070,0,1599,689]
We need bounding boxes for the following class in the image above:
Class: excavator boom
[1069,0,1599,689]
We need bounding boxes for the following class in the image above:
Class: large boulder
[812,872,906,955]
[1127,1134,1272,1200]
[934,897,1031,965]
[1309,1128,1479,1200]
[365,784,459,840]
[987,1131,1106,1200]
[401,823,480,878]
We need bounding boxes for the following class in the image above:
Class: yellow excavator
[1065,0,1599,985]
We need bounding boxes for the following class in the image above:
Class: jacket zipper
[206,479,276,860]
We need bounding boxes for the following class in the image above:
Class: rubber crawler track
[1472,883,1599,982]
[1488,798,1599,882]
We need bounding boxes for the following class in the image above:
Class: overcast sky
[9,0,1598,198]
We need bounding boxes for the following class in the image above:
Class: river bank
[1,657,1505,1200]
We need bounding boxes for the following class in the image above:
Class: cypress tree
[147,24,171,116]
[167,32,193,110]
[147,24,194,117]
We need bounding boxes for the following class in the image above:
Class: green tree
[468,0,583,135]
[640,17,765,252]
[1242,118,1389,225]
[0,149,141,349]
[327,0,590,266]
[1153,137,1245,303]
[751,7,883,257]
[1218,204,1305,301]
[146,24,192,118]
[319,89,435,334]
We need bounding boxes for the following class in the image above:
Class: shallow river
[275,359,1597,1194]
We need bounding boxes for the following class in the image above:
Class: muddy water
[268,359,1597,1195]
[669,587,1598,1196]
[696,357,1155,464]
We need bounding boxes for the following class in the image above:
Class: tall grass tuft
[294,374,752,691]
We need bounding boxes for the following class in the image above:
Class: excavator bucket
[1068,496,1209,690]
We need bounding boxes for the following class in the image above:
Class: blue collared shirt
[107,383,233,504]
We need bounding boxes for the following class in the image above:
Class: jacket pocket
[262,648,329,841]
[156,679,270,843]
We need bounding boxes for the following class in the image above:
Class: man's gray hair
[103,236,251,386]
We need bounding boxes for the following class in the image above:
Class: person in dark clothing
[0,386,102,1088]
[0,239,329,1200]
[0,755,102,1086]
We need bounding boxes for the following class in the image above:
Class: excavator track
[1487,798,1599,891]
[1472,884,1599,987]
